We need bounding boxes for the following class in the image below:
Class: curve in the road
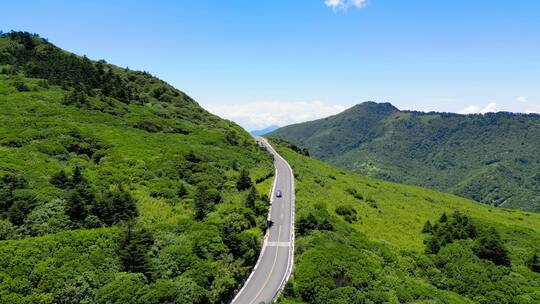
[230,137,295,304]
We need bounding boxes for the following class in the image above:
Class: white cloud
[517,96,528,103]
[205,100,346,131]
[324,0,367,10]
[460,102,498,114]
[516,96,540,113]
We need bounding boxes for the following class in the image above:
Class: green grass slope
[270,139,540,304]
[270,102,540,212]
[0,32,273,304]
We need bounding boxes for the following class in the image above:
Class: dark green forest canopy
[271,101,540,212]
[0,31,274,304]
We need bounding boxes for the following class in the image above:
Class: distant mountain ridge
[270,102,540,212]
[250,125,280,136]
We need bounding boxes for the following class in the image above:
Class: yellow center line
[249,225,282,304]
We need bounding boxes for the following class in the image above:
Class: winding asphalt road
[231,137,295,304]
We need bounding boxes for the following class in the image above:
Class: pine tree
[92,186,138,226]
[72,166,83,185]
[236,169,252,191]
[118,222,154,278]
[528,253,540,273]
[177,183,188,198]
[112,186,138,222]
[50,170,70,189]
[474,227,511,267]
[424,211,478,254]
[194,185,207,220]
[246,186,258,211]
[67,190,87,223]
[422,220,433,233]
[439,212,448,223]
[63,90,87,107]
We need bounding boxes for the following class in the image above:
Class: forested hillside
[271,102,540,212]
[0,32,273,303]
[270,139,540,304]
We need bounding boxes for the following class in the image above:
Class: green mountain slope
[269,139,540,304]
[0,32,273,303]
[270,102,540,212]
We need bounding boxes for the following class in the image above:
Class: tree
[63,89,88,107]
[84,214,103,228]
[50,170,70,189]
[226,131,239,146]
[221,213,255,258]
[118,223,154,278]
[177,183,188,198]
[93,186,138,225]
[96,272,147,304]
[0,174,28,212]
[7,192,38,225]
[194,185,207,221]
[112,187,138,222]
[0,219,15,240]
[527,253,540,273]
[21,199,70,236]
[424,211,477,254]
[193,183,221,221]
[72,166,84,185]
[473,227,510,267]
[67,190,87,223]
[439,212,448,223]
[246,186,258,211]
[236,169,252,191]
[422,220,433,233]
[139,278,207,304]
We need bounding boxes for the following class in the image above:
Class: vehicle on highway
[276,190,282,197]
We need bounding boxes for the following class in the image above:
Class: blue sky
[3,0,540,130]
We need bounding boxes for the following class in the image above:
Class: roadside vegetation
[270,138,540,304]
[0,32,274,304]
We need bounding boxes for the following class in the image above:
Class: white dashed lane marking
[266,241,291,247]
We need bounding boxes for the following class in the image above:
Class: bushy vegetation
[270,101,540,212]
[270,140,540,304]
[0,32,274,303]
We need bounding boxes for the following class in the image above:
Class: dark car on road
[276,190,282,198]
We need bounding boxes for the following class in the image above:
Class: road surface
[231,137,295,304]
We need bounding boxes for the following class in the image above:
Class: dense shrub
[12,80,29,92]
[346,188,363,200]
[335,204,358,223]
[297,204,334,236]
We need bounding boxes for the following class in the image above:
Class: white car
[276,190,282,198]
